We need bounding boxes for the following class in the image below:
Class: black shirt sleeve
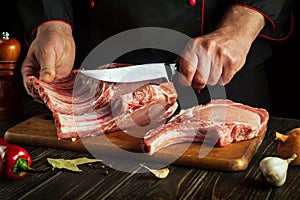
[16,0,73,41]
[235,0,296,40]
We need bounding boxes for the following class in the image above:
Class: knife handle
[165,63,178,81]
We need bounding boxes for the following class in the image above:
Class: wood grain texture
[1,117,300,199]
[4,112,266,171]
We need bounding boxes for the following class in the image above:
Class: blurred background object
[265,1,300,119]
[0,31,24,121]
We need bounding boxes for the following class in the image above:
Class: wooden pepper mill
[0,31,24,121]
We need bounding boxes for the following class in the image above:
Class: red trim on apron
[259,13,294,41]
[201,0,205,34]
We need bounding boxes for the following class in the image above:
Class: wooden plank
[4,112,266,171]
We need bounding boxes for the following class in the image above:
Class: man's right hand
[21,21,75,99]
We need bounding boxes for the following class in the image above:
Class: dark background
[1,1,300,120]
[265,3,300,120]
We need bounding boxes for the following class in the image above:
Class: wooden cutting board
[4,112,266,171]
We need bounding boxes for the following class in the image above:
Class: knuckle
[192,78,206,89]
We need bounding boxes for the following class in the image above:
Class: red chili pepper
[0,137,8,145]
[0,137,34,180]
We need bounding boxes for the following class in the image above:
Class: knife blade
[80,63,177,83]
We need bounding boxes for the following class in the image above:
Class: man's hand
[178,5,265,90]
[21,21,75,98]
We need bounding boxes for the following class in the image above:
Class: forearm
[217,5,265,45]
[234,0,296,40]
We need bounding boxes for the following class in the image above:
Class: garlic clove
[259,155,296,187]
[263,172,279,183]
[264,171,287,187]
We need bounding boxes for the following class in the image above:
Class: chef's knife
[80,63,177,82]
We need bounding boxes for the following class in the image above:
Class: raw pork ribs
[143,99,269,155]
[27,64,269,155]
[27,67,178,139]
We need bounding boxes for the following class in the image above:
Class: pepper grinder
[0,32,24,121]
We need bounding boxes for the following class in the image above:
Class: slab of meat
[143,99,269,155]
[27,63,178,139]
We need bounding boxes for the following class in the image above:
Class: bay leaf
[47,157,102,172]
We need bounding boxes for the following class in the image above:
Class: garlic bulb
[259,154,297,187]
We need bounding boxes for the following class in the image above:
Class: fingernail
[40,71,52,82]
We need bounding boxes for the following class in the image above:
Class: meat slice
[143,99,269,155]
[101,82,178,132]
[52,82,178,138]
[28,70,114,115]
[27,64,178,139]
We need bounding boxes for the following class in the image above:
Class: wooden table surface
[1,97,300,200]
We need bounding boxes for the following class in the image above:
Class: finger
[192,70,206,90]
[207,60,222,85]
[21,51,40,76]
[192,53,211,90]
[54,41,75,79]
[38,51,56,83]
[21,63,38,78]
[40,65,56,82]
[218,66,236,85]
[178,58,197,86]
